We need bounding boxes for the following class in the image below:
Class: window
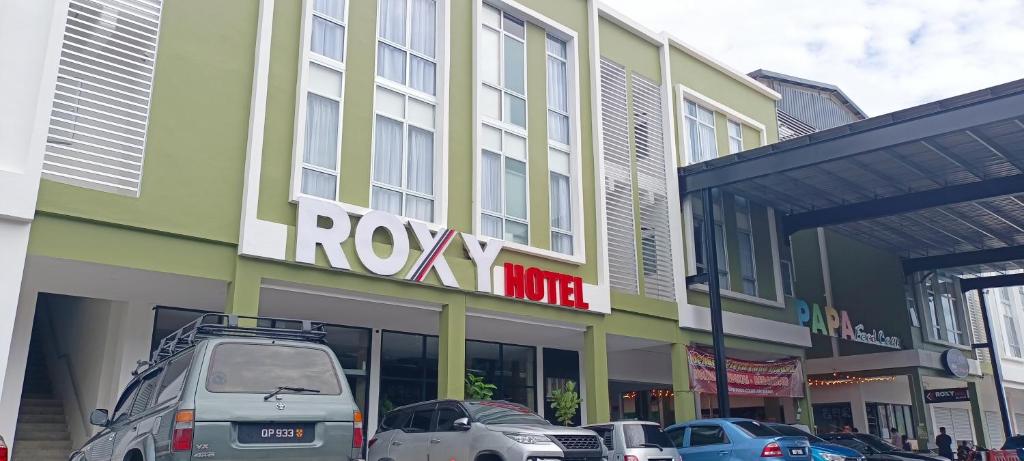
[155,350,194,405]
[408,405,435,432]
[380,408,412,431]
[466,340,536,409]
[371,0,439,221]
[684,100,717,163]
[435,404,466,431]
[205,343,342,394]
[298,0,348,200]
[735,196,757,296]
[727,120,744,154]
[732,420,777,437]
[906,284,920,328]
[921,273,968,345]
[1000,289,1022,358]
[693,192,729,288]
[866,402,916,439]
[926,276,942,340]
[938,276,963,344]
[689,425,728,446]
[780,243,795,297]
[624,424,675,449]
[129,370,161,418]
[547,35,573,254]
[380,331,439,410]
[479,5,528,244]
[666,428,685,448]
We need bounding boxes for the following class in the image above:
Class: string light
[809,373,897,387]
[622,389,675,399]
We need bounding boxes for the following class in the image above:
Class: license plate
[789,448,806,456]
[237,423,315,444]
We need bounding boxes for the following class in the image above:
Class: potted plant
[548,380,581,426]
[465,372,497,400]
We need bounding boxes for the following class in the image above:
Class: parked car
[69,313,363,461]
[585,421,682,461]
[820,433,947,461]
[764,424,864,461]
[368,399,606,461]
[664,418,812,461]
[1002,435,1024,459]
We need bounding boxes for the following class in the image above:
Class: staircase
[13,342,73,461]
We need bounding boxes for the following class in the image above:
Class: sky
[600,0,1024,116]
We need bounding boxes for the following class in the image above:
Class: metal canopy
[679,78,1024,275]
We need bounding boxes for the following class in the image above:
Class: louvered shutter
[631,73,675,301]
[44,0,163,196]
[600,57,639,294]
[986,411,1006,448]
[966,292,989,362]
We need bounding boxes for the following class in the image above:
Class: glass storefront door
[466,340,536,409]
[379,331,438,414]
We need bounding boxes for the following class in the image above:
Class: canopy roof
[679,78,1024,275]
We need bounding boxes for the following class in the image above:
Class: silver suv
[70,314,363,461]
[368,400,606,461]
[585,421,681,461]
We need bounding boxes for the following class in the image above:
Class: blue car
[766,423,864,461]
[665,418,812,461]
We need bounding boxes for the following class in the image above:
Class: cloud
[601,0,1024,115]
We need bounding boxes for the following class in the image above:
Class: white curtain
[377,43,406,84]
[698,122,717,161]
[548,111,569,145]
[687,117,701,163]
[409,56,435,95]
[551,232,572,254]
[373,115,403,186]
[505,221,527,244]
[303,93,339,170]
[406,196,433,222]
[302,168,336,199]
[378,0,406,44]
[481,150,502,213]
[481,215,502,239]
[410,0,435,58]
[546,56,567,112]
[504,158,526,219]
[315,0,345,20]
[312,17,345,62]
[372,186,402,215]
[549,171,570,231]
[406,126,433,194]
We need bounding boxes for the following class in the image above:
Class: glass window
[905,284,920,328]
[685,100,718,164]
[408,405,434,432]
[549,149,572,254]
[727,120,743,154]
[735,196,757,296]
[666,428,685,448]
[380,408,412,431]
[377,0,437,95]
[624,424,675,449]
[323,325,371,431]
[692,192,729,288]
[300,0,348,200]
[466,341,536,410]
[1000,289,1022,358]
[926,276,942,340]
[380,332,438,412]
[732,420,777,437]
[938,276,964,344]
[866,403,916,439]
[689,425,728,446]
[205,343,342,395]
[479,5,533,245]
[435,405,465,431]
[465,401,547,425]
[155,350,194,405]
[780,244,795,297]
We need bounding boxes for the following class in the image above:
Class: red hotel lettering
[503,263,589,310]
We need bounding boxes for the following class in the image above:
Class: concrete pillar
[225,260,260,317]
[968,380,988,448]
[671,342,697,423]
[909,371,933,449]
[437,297,466,399]
[584,324,610,423]
[0,286,38,447]
[797,381,815,427]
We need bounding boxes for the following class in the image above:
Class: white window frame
[546,34,575,256]
[727,119,744,154]
[918,273,971,348]
[683,100,717,164]
[472,0,585,264]
[676,84,767,166]
[780,243,795,298]
[290,0,352,202]
[999,288,1023,359]
[735,195,758,296]
[369,0,449,224]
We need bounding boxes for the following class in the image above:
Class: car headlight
[821,453,846,461]
[503,433,554,444]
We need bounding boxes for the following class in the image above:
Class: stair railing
[41,310,90,443]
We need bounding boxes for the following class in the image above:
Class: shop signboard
[293,197,607,312]
[687,347,805,398]
[941,349,970,378]
[795,299,901,349]
[924,387,970,404]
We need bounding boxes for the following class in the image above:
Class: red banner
[687,347,805,398]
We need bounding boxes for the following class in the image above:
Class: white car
[585,421,682,461]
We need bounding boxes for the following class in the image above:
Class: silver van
[585,421,681,461]
[69,314,363,461]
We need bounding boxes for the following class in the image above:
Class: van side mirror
[90,409,110,427]
[454,417,471,431]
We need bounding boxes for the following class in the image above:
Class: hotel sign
[795,299,902,350]
[294,197,605,313]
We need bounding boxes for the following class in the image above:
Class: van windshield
[205,343,342,395]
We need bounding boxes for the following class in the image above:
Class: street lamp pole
[701,187,730,417]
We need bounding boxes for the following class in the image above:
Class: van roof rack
[151,313,327,363]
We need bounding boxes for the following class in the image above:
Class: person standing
[936,427,954,460]
[890,428,902,447]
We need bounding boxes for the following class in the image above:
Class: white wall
[607,349,673,384]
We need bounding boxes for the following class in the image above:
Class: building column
[225,259,260,317]
[671,342,697,423]
[437,296,466,399]
[584,324,610,423]
[968,380,988,448]
[796,380,814,427]
[909,371,933,449]
[0,285,39,447]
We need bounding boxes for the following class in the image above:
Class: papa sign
[294,197,607,313]
[796,299,901,350]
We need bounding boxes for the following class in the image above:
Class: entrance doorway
[609,381,676,426]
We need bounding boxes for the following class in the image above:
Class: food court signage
[687,347,805,398]
[795,299,902,350]
[294,198,605,313]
